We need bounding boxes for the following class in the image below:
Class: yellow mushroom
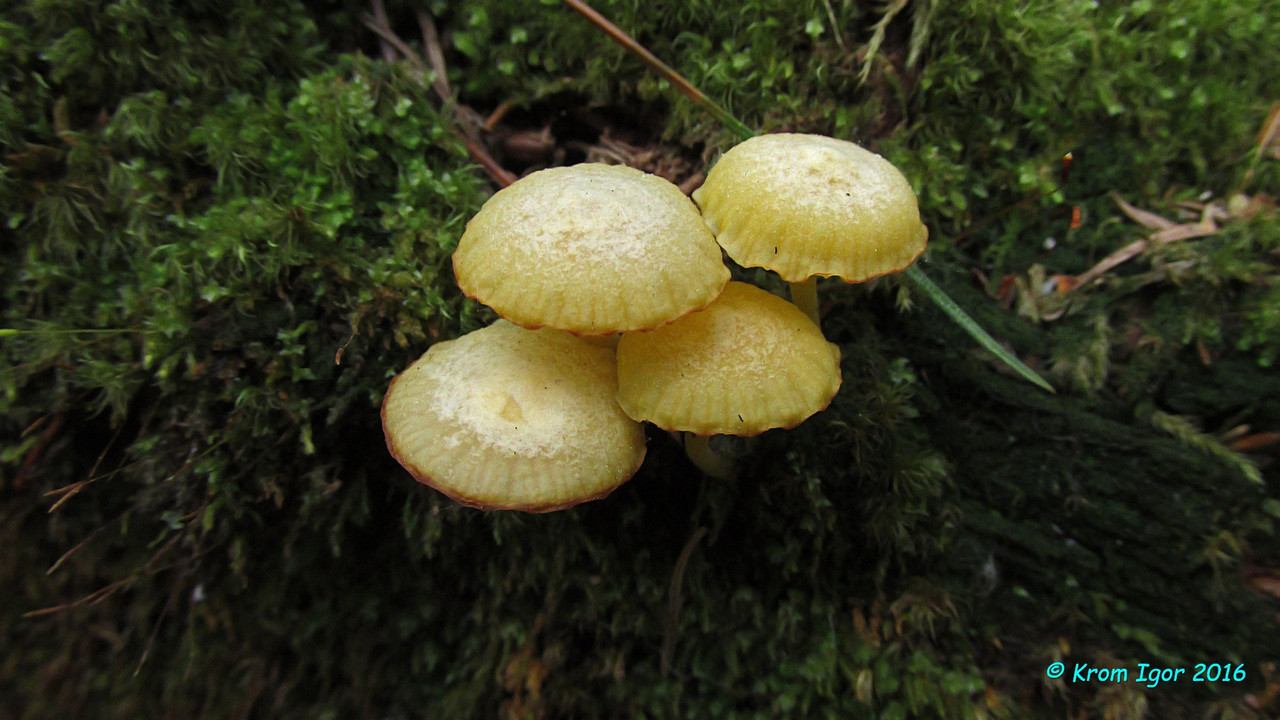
[382,320,646,512]
[616,280,841,445]
[693,133,928,322]
[454,163,730,336]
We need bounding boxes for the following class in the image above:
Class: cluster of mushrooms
[382,134,928,512]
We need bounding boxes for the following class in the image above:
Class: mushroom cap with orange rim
[692,133,928,283]
[382,321,646,512]
[616,281,842,436]
[453,163,730,336]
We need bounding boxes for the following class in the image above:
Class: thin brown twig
[661,526,708,677]
[24,536,182,618]
[40,393,158,511]
[21,413,51,438]
[360,6,515,187]
[417,10,453,101]
[44,416,129,512]
[677,171,705,196]
[1111,192,1175,230]
[15,413,63,490]
[412,15,490,148]
[368,0,397,64]
[361,14,427,74]
[1069,197,1219,289]
[47,522,109,575]
[22,578,132,618]
[1256,101,1280,162]
[460,136,517,188]
[559,0,754,140]
[135,574,185,676]
[484,101,514,131]
[953,185,1064,246]
[560,0,706,106]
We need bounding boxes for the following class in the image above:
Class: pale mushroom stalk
[789,278,821,326]
[684,434,736,480]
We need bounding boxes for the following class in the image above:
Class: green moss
[2,1,1278,718]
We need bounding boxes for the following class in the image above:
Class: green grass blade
[905,266,1055,393]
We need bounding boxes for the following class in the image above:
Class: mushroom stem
[789,277,821,326]
[683,434,736,480]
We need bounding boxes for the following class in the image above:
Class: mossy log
[2,1,1278,718]
[907,277,1280,685]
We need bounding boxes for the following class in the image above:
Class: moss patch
[3,1,1278,718]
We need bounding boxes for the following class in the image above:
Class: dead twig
[418,10,452,101]
[559,0,755,140]
[15,413,63,490]
[334,326,358,365]
[1230,432,1280,452]
[1070,196,1219,289]
[47,520,111,575]
[362,2,515,187]
[44,416,128,512]
[135,572,186,676]
[368,0,397,64]
[484,101,515,132]
[361,13,427,76]
[955,152,1081,247]
[1111,192,1176,230]
[24,536,181,618]
[660,526,708,677]
[677,171,705,197]
[1257,101,1280,162]
[461,136,516,188]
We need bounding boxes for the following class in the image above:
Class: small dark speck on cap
[773,247,778,254]
[738,414,744,422]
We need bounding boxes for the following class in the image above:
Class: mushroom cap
[692,133,928,283]
[616,281,842,436]
[453,163,730,336]
[382,320,646,512]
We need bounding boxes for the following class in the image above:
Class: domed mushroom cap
[382,321,646,512]
[616,281,842,436]
[693,133,928,283]
[454,163,730,336]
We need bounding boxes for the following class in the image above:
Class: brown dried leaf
[1072,239,1147,288]
[1072,209,1219,290]
[1111,192,1175,230]
[1149,218,1218,244]
[1229,432,1280,452]
[1257,101,1280,161]
[1246,570,1280,599]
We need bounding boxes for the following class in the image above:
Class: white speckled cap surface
[693,133,928,283]
[453,163,730,335]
